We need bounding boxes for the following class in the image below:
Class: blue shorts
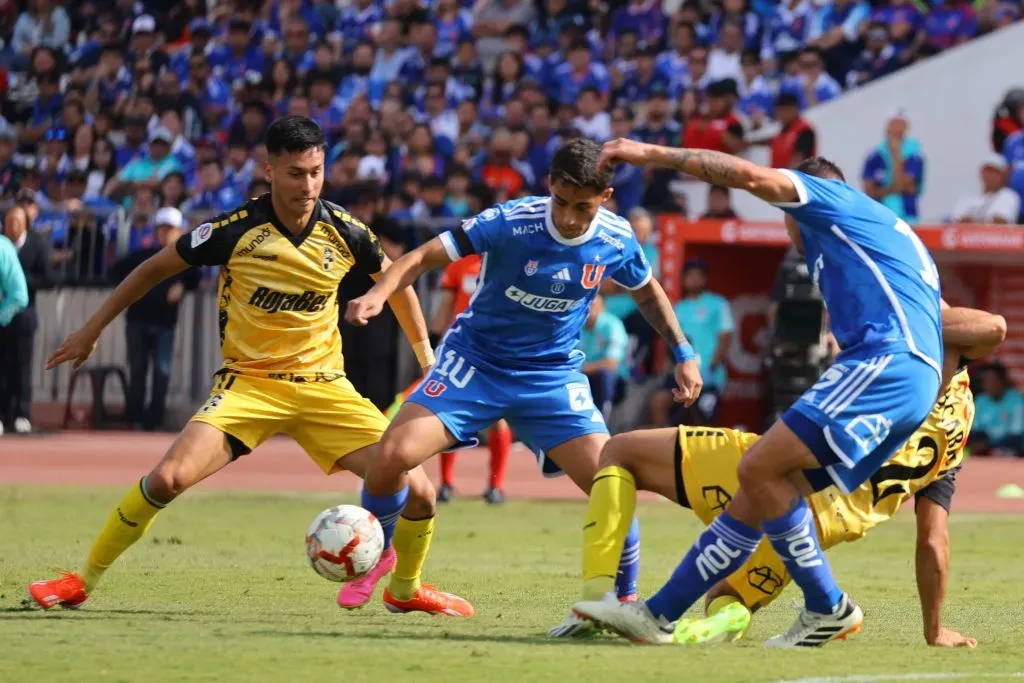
[782,352,940,495]
[406,342,609,477]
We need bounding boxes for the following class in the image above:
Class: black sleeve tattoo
[637,293,687,348]
[665,148,744,187]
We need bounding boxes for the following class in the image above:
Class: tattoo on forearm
[638,296,686,347]
[666,149,741,187]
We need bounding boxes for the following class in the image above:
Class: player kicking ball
[28,116,470,617]
[562,305,1002,648]
[344,138,703,608]
[570,139,945,647]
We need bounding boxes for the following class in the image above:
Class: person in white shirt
[573,88,612,143]
[707,20,745,85]
[952,154,1021,225]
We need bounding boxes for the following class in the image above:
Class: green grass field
[2,485,1023,683]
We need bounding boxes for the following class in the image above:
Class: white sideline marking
[777,674,1024,683]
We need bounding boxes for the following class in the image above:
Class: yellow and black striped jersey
[175,194,384,378]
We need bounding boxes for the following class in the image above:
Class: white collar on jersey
[544,199,600,246]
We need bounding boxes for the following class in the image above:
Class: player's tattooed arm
[631,279,687,347]
[598,139,800,203]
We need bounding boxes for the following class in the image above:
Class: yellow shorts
[676,426,791,612]
[190,372,389,474]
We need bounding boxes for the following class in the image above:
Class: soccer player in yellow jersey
[28,116,473,617]
[557,304,1005,646]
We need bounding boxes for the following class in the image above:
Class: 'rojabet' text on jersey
[438,196,652,368]
[773,170,943,377]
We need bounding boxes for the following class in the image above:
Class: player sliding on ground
[28,116,471,617]
[570,139,945,647]
[559,305,1003,648]
[344,138,703,605]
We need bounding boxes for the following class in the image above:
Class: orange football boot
[28,570,89,610]
[383,584,475,617]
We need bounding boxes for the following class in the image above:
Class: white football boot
[763,593,863,648]
[571,593,675,645]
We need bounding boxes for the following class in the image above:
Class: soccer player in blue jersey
[343,138,703,616]
[571,138,944,647]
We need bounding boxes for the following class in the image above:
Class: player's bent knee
[404,468,437,518]
[376,433,426,478]
[598,435,635,471]
[144,464,196,503]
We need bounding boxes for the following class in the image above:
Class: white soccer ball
[305,505,385,582]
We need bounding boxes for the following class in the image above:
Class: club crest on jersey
[423,380,447,397]
[525,259,539,276]
[323,247,334,271]
[581,263,606,289]
[551,282,566,294]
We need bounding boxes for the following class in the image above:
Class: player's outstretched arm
[372,254,435,371]
[914,498,976,648]
[630,278,703,407]
[345,237,453,327]
[46,244,188,370]
[941,306,1007,360]
[597,138,801,204]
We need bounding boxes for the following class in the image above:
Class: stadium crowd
[0,0,1022,437]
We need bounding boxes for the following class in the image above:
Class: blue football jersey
[774,169,943,376]
[437,196,652,368]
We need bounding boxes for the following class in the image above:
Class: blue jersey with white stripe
[775,169,943,376]
[438,197,652,369]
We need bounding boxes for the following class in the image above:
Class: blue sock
[615,517,640,599]
[645,511,761,622]
[361,486,408,549]
[762,497,843,614]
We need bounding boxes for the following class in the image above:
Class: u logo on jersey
[581,264,606,289]
[423,380,446,397]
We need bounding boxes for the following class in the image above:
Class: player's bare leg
[360,401,474,616]
[28,422,235,609]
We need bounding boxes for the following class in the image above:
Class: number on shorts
[435,349,477,389]
[894,219,940,291]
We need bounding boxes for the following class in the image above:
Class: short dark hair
[200,157,223,171]
[265,116,326,157]
[797,156,845,181]
[550,137,613,192]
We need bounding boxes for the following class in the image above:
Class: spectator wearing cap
[768,92,816,169]
[551,39,611,107]
[105,127,184,201]
[780,46,842,109]
[1,201,52,434]
[111,206,199,432]
[11,0,70,62]
[951,154,1021,225]
[870,0,920,52]
[683,79,745,154]
[171,18,215,82]
[847,22,900,88]
[648,257,734,428]
[181,159,243,216]
[128,15,170,75]
[862,108,925,224]
[209,18,267,86]
[337,0,385,53]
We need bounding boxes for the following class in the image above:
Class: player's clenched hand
[46,327,99,370]
[927,628,977,649]
[672,360,703,407]
[345,294,385,326]
[598,138,654,170]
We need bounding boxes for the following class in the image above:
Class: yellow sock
[388,515,434,601]
[582,466,637,601]
[80,478,164,593]
[706,595,741,617]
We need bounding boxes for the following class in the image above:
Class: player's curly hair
[550,138,614,192]
[266,116,327,157]
[797,156,845,181]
